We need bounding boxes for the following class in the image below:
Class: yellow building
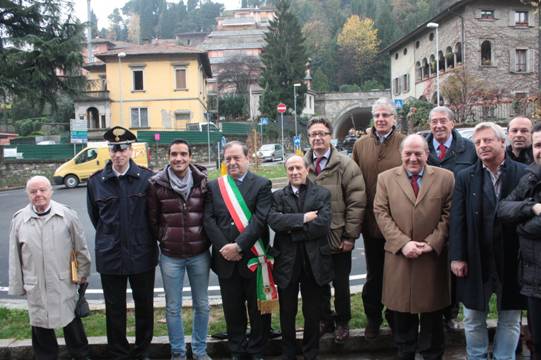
[75,41,212,138]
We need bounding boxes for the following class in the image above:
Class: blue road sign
[221,136,227,146]
[259,117,269,126]
[293,135,301,147]
[394,99,404,109]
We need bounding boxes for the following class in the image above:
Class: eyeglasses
[308,131,331,138]
[373,113,393,118]
[108,144,131,152]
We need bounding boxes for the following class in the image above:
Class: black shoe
[365,321,381,339]
[319,320,335,337]
[269,327,282,339]
[445,318,461,332]
[211,331,228,340]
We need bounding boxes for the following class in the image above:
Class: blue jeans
[160,251,211,356]
[463,306,521,360]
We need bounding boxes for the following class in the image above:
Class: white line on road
[0,274,366,295]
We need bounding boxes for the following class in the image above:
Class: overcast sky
[72,0,241,28]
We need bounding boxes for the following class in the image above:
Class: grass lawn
[0,295,501,340]
[207,163,286,181]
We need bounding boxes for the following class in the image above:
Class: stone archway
[332,105,373,140]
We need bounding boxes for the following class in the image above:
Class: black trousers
[442,273,459,321]
[321,251,352,325]
[100,269,155,360]
[362,235,385,325]
[529,296,541,359]
[32,317,89,360]
[219,265,271,357]
[279,265,323,360]
[391,310,445,360]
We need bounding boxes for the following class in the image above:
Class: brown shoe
[319,320,335,337]
[334,324,349,344]
[365,321,381,339]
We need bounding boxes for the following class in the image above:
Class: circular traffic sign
[277,103,287,113]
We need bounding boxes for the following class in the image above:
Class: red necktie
[315,157,324,175]
[438,144,446,160]
[410,175,419,197]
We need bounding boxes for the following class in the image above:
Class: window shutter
[527,49,535,73]
[510,49,516,72]
[509,10,516,26]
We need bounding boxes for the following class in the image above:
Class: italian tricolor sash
[217,175,279,314]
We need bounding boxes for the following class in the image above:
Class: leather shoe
[334,324,349,344]
[319,320,335,337]
[365,321,381,339]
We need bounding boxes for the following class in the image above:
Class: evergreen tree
[0,0,85,113]
[259,0,307,119]
[108,8,128,41]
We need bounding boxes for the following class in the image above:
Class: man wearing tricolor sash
[204,141,273,360]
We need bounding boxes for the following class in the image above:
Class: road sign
[293,135,301,147]
[259,117,269,126]
[70,130,88,144]
[70,119,87,132]
[394,99,404,109]
[277,103,287,113]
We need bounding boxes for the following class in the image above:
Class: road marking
[0,274,367,295]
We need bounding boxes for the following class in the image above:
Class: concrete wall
[0,160,63,189]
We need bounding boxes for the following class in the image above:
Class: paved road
[0,184,367,301]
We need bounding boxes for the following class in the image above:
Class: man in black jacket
[87,126,157,360]
[426,106,477,331]
[268,155,332,360]
[204,141,272,360]
[498,122,541,359]
[449,122,527,360]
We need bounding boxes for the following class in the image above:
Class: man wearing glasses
[87,126,157,360]
[304,117,366,344]
[352,97,405,339]
[426,106,477,331]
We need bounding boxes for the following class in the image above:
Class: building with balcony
[74,42,212,139]
[384,0,538,121]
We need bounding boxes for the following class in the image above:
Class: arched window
[455,43,463,64]
[446,46,455,68]
[429,54,436,75]
[481,40,492,65]
[416,61,422,81]
[438,50,445,71]
[422,58,429,79]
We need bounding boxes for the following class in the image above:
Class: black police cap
[103,126,137,145]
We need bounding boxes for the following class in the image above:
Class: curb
[0,326,468,359]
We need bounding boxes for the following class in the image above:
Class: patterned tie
[410,174,419,197]
[438,144,447,160]
[315,157,324,175]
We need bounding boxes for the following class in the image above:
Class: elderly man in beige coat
[9,176,91,360]
[374,135,454,360]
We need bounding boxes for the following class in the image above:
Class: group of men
[8,96,541,360]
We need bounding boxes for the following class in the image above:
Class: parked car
[256,143,284,162]
[53,142,149,188]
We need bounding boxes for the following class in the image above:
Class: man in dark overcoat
[204,141,272,360]
[268,155,333,360]
[449,122,527,360]
[87,126,157,360]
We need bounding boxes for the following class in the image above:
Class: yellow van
[53,142,149,188]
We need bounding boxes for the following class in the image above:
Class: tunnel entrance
[333,107,372,140]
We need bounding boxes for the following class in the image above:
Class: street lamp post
[117,52,127,127]
[427,22,440,106]
[293,83,301,137]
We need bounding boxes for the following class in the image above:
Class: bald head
[26,176,53,212]
[401,134,429,175]
[508,116,533,154]
[285,155,309,187]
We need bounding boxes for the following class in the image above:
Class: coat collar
[427,128,467,162]
[101,159,143,181]
[151,163,207,190]
[305,145,342,176]
[392,165,435,205]
[21,200,65,222]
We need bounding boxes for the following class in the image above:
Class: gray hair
[26,176,52,192]
[473,122,506,141]
[399,134,429,153]
[284,154,309,168]
[223,141,249,157]
[371,97,397,117]
[429,106,455,122]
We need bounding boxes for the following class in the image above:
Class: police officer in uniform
[87,126,157,360]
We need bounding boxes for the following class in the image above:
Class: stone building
[384,0,538,121]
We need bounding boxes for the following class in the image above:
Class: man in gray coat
[9,176,91,360]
